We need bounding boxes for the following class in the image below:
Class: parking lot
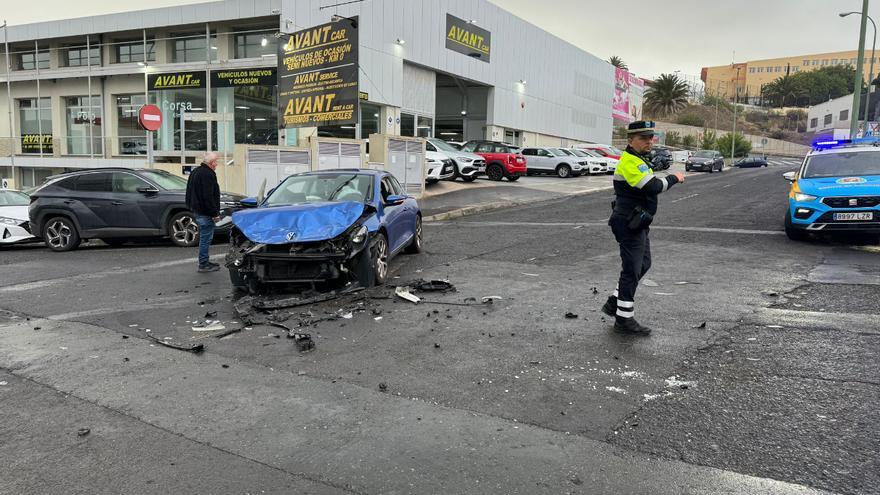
[2,160,877,494]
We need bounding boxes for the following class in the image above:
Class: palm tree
[762,75,805,107]
[644,73,690,117]
[608,56,628,71]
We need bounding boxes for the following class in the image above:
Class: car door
[521,148,538,171]
[109,172,161,231]
[380,176,408,253]
[535,148,555,171]
[389,174,417,250]
[68,172,116,233]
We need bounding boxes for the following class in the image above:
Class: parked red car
[460,141,527,181]
[579,144,623,161]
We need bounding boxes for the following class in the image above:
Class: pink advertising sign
[612,67,632,122]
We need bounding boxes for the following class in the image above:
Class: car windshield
[802,150,880,178]
[265,173,374,206]
[550,148,569,156]
[0,190,29,206]
[581,149,603,158]
[693,151,714,158]
[141,171,188,190]
[428,139,460,152]
[570,149,589,157]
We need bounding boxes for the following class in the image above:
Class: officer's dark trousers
[609,213,652,318]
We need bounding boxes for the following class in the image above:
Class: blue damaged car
[784,139,880,241]
[226,170,422,292]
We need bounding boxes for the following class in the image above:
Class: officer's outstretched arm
[633,174,680,194]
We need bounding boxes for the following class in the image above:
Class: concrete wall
[654,121,811,158]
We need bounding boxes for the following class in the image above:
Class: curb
[423,185,614,222]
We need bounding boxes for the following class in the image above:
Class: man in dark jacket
[185,152,221,272]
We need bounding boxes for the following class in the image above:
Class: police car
[784,138,880,241]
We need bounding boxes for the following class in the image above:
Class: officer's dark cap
[627,120,656,136]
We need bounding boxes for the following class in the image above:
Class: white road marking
[0,254,224,293]
[438,221,785,236]
[46,296,202,321]
[671,193,700,203]
[722,184,733,189]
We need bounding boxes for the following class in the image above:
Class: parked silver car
[521,147,589,178]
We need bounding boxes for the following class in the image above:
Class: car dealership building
[0,0,615,190]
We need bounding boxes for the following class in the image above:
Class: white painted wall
[808,94,852,133]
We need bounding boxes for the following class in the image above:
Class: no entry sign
[138,104,163,131]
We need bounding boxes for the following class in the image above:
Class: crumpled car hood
[232,201,365,244]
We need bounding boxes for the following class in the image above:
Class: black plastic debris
[378,382,388,392]
[565,312,579,319]
[591,287,599,295]
[204,310,218,318]
[412,279,456,293]
[433,343,441,349]
[77,428,90,437]
[693,322,707,329]
[213,327,243,339]
[221,364,230,369]
[288,332,314,352]
[147,334,204,354]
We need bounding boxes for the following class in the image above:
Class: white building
[807,94,852,135]
[0,0,615,190]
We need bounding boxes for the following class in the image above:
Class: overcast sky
[3,0,877,79]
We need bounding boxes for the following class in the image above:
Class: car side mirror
[240,197,259,208]
[782,171,796,182]
[137,186,159,195]
[384,194,407,207]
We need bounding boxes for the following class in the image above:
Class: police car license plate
[833,212,873,221]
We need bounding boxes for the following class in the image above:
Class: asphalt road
[1,161,877,495]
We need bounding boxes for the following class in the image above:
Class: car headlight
[0,217,21,226]
[351,225,368,244]
[793,192,817,202]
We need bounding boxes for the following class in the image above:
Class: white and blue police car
[784,138,880,241]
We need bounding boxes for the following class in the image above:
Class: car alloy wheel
[373,234,389,283]
[170,212,199,247]
[405,216,423,254]
[44,217,80,252]
[557,164,571,178]
[487,164,504,181]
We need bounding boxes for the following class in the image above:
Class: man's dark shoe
[601,296,617,317]
[614,317,652,335]
[206,261,220,268]
[198,264,220,273]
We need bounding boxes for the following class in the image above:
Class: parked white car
[570,148,617,174]
[426,138,486,182]
[0,189,37,245]
[425,151,456,184]
[521,147,590,178]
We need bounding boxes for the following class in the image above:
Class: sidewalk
[420,163,688,221]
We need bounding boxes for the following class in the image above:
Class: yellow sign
[445,14,491,62]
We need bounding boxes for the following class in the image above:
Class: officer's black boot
[601,296,617,317]
[614,316,652,335]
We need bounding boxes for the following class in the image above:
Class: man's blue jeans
[195,215,215,267]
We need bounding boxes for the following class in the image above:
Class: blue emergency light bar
[812,136,880,150]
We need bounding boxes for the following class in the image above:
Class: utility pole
[731,66,741,161]
[3,20,15,188]
[850,0,870,139]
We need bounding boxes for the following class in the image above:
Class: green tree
[665,130,681,147]
[681,134,696,148]
[644,73,690,117]
[608,56,628,71]
[702,93,734,113]
[717,132,752,158]
[762,74,806,107]
[700,129,717,150]
[761,66,856,107]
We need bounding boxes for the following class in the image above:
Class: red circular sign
[138,104,163,132]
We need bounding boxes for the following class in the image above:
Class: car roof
[807,145,880,157]
[302,169,383,176]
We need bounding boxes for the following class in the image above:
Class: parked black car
[29,168,244,252]
[734,156,769,168]
[649,147,673,171]
[685,150,724,173]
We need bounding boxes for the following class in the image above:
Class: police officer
[601,121,685,335]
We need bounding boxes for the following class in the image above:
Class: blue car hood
[232,201,365,244]
[799,175,880,197]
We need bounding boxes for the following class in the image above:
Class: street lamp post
[846,2,870,138]
[731,66,741,161]
[842,10,876,135]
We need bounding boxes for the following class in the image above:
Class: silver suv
[520,147,589,178]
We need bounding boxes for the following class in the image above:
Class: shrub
[676,113,705,127]
[700,129,717,150]
[665,131,682,147]
[717,132,752,158]
[681,134,696,148]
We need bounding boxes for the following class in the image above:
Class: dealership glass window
[212,84,278,149]
[65,46,101,67]
[66,96,103,155]
[17,168,53,188]
[317,124,356,139]
[19,50,49,70]
[173,34,218,63]
[360,103,380,139]
[116,40,155,63]
[116,94,157,155]
[400,113,415,137]
[840,110,849,121]
[19,98,52,154]
[151,88,209,152]
[234,31,277,59]
[417,116,433,138]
